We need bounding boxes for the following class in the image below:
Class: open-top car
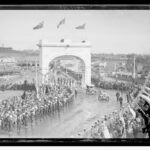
[98,90,109,101]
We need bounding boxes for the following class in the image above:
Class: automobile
[86,84,96,95]
[98,91,109,101]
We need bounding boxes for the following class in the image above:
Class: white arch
[38,39,91,88]
[49,55,86,87]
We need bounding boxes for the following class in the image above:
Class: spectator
[119,96,123,108]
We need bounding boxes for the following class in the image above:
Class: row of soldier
[47,77,76,88]
[0,83,75,134]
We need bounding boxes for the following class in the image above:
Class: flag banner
[33,21,44,30]
[75,23,86,29]
[57,18,65,29]
[128,105,136,119]
[102,121,111,138]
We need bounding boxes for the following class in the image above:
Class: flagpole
[84,24,86,42]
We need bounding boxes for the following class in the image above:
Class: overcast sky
[0,10,150,54]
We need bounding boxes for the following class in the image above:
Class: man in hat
[126,91,130,103]
[116,92,120,102]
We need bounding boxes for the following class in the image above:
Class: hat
[136,118,141,123]
[104,116,108,120]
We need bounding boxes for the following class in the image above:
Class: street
[4,89,126,138]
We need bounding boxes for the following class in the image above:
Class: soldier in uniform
[126,91,131,104]
[116,92,120,102]
[75,88,78,98]
[119,96,123,108]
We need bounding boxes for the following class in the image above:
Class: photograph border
[0,4,150,146]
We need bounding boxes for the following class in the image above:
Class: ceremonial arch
[38,39,91,88]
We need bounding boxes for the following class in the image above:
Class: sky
[0,10,150,54]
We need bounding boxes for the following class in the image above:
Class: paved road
[5,89,126,138]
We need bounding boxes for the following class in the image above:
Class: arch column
[84,55,91,88]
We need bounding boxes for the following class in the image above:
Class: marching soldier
[116,92,120,102]
[119,96,123,108]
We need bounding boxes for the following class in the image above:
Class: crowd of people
[0,83,75,134]
[0,82,36,91]
[0,74,26,91]
[98,81,137,91]
[60,66,82,81]
[0,75,77,91]
[79,100,145,138]
[92,78,132,91]
[0,70,19,77]
[0,65,149,138]
[79,74,150,139]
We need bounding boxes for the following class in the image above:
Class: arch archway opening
[47,55,86,88]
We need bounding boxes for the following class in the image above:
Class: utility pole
[35,60,39,98]
[133,55,136,79]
